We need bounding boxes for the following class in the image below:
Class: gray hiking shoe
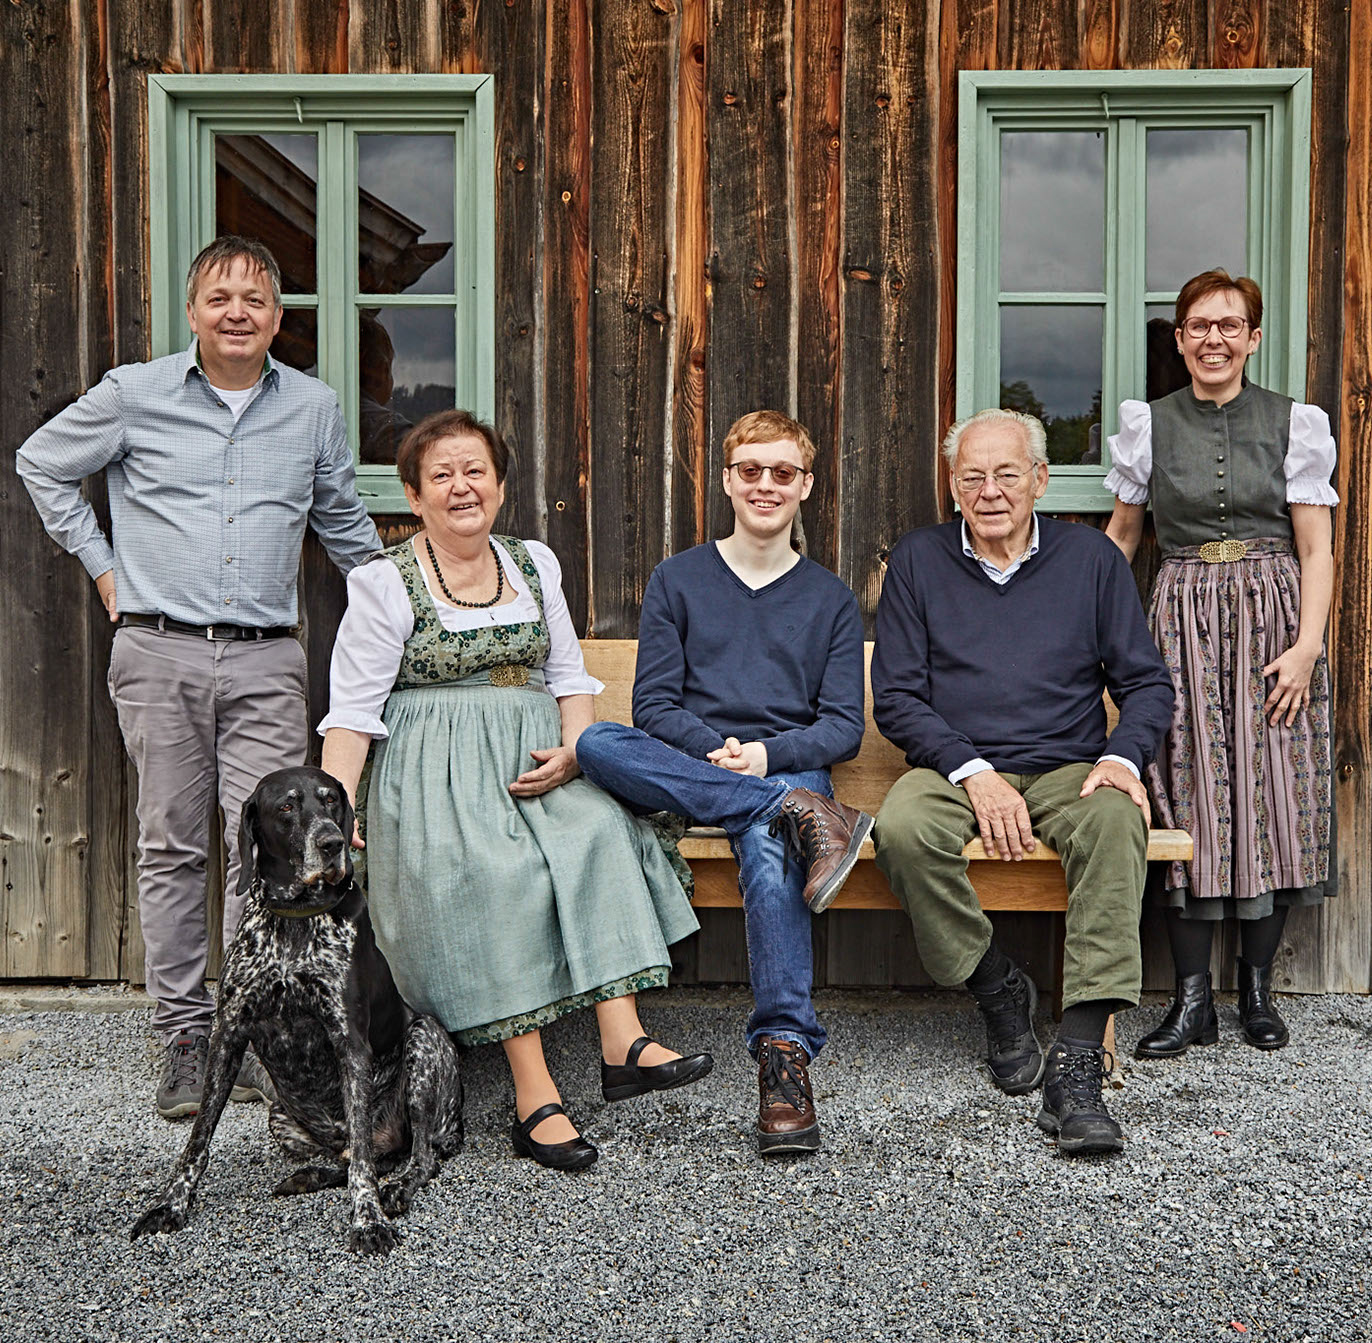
[231,1049,277,1105]
[157,1033,208,1120]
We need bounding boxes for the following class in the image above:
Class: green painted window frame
[148,74,495,515]
[957,70,1312,513]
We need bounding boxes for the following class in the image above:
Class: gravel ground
[1,986,1369,1342]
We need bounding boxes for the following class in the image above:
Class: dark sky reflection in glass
[1000,131,1105,293]
[1146,129,1247,292]
[357,136,455,295]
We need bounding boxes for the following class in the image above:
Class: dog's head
[237,766,356,913]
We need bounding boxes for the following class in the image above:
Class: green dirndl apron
[359,536,698,1046]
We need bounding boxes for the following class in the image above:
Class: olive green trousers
[874,763,1148,1010]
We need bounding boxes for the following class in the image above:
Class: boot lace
[977,974,1029,1050]
[1057,1047,1113,1110]
[166,1037,205,1090]
[759,1041,811,1112]
[768,799,832,878]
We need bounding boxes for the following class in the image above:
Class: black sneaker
[970,966,1045,1094]
[157,1033,208,1120]
[1036,1041,1123,1155]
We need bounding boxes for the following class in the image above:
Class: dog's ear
[236,794,260,901]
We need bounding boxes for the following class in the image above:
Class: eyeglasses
[954,466,1039,495]
[728,460,807,486]
[1181,315,1249,340]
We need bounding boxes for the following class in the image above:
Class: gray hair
[941,407,1048,470]
[186,235,283,307]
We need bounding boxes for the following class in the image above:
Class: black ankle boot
[1134,972,1218,1059]
[1237,958,1290,1050]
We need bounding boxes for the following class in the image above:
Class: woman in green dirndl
[321,410,711,1171]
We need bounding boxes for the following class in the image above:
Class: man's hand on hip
[961,770,1035,861]
[1079,759,1151,824]
[95,570,119,622]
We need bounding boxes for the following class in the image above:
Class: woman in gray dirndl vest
[321,410,711,1171]
[1104,269,1337,1058]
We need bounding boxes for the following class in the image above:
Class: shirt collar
[183,338,277,388]
[960,515,1040,571]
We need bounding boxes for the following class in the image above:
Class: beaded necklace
[425,536,506,609]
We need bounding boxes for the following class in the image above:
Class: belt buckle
[1199,539,1247,563]
[488,664,530,688]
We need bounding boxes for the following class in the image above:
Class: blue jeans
[576,721,828,1060]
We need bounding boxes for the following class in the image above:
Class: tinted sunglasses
[727,460,807,486]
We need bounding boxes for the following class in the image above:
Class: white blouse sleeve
[1285,403,1340,506]
[525,539,604,698]
[1103,400,1153,504]
[316,560,414,739]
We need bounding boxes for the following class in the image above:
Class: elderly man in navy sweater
[577,410,871,1156]
[872,408,1174,1156]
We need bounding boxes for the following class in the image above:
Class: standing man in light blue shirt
[17,236,381,1120]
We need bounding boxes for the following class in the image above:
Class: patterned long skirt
[1146,538,1332,920]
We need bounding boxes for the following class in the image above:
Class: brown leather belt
[121,614,295,641]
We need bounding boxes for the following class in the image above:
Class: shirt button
[224,598,232,605]
[1217,486,1225,493]
[225,556,233,564]
[1217,456,1224,462]
[228,477,235,485]
[1221,531,1228,538]
[228,437,235,445]
[1217,470,1225,477]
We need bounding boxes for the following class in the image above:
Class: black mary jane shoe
[1135,971,1219,1059]
[1237,958,1291,1050]
[601,1035,715,1103]
[510,1102,598,1171]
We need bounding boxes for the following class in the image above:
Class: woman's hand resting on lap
[509,745,581,797]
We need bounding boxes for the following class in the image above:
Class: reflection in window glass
[358,135,455,295]
[1143,303,1189,401]
[215,134,319,295]
[1146,129,1247,291]
[359,308,456,464]
[270,310,318,375]
[1000,306,1104,465]
[1000,131,1105,292]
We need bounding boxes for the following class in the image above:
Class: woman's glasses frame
[1179,315,1251,340]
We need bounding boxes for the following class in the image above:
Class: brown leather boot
[770,788,875,912]
[756,1038,820,1155]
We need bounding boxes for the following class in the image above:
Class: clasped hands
[963,760,1150,862]
[707,737,768,777]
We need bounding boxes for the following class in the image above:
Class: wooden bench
[580,639,1190,1041]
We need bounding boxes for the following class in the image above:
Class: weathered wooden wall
[2,0,1367,999]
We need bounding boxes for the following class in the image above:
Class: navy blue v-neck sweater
[871,518,1174,776]
[632,542,865,774]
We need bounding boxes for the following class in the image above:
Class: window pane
[1000,306,1103,465]
[270,309,318,375]
[1143,303,1189,401]
[359,308,456,465]
[215,134,318,295]
[999,131,1104,292]
[1145,129,1247,291]
[358,135,456,295]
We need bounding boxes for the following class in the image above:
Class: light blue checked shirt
[17,344,381,627]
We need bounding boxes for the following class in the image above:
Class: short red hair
[1175,268,1263,330]
[722,410,816,470]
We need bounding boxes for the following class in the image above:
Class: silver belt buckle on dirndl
[487,663,531,687]
[1198,539,1248,563]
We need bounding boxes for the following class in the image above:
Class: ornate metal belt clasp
[1199,539,1248,563]
[487,663,531,687]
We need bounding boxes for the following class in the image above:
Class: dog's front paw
[348,1216,399,1256]
[131,1204,188,1240]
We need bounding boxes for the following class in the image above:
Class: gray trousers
[108,626,309,1041]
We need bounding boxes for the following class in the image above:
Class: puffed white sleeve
[526,539,604,698]
[1285,403,1340,506]
[316,560,414,738]
[1103,400,1153,504]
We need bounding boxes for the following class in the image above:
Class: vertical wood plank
[1079,0,1119,68]
[474,0,545,547]
[997,0,1078,68]
[1118,0,1207,68]
[670,0,709,558]
[937,1,1000,515]
[0,0,94,976]
[706,0,793,541]
[1211,0,1260,68]
[347,0,427,72]
[208,0,285,70]
[839,0,941,625]
[793,0,845,572]
[542,0,593,630]
[1325,0,1372,993]
[587,0,676,636]
[294,0,350,72]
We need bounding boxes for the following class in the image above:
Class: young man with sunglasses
[577,410,870,1156]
